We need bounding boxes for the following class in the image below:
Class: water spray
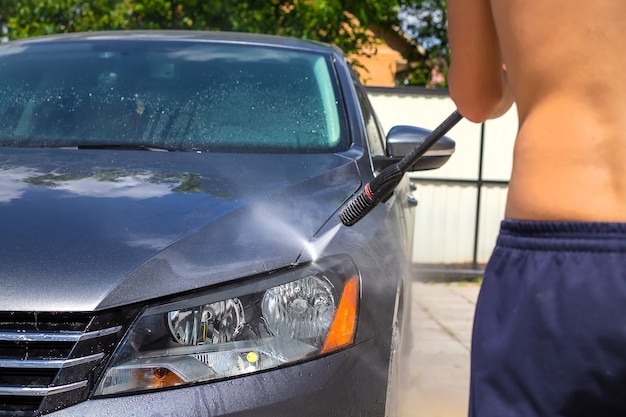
[339,110,463,227]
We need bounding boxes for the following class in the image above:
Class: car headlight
[94,256,359,396]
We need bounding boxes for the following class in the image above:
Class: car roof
[6,30,346,57]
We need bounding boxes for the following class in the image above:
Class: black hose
[339,110,463,227]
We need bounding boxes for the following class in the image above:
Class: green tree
[398,0,449,87]
[3,0,402,57]
[2,0,128,35]
[2,0,448,87]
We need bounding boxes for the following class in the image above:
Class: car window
[0,41,350,153]
[352,75,385,157]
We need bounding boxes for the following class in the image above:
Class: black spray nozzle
[339,110,463,227]
[339,163,403,226]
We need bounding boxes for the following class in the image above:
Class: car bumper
[46,333,392,417]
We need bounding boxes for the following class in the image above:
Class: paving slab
[398,281,481,417]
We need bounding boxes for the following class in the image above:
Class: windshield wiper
[76,144,179,152]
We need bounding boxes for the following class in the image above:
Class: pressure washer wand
[339,110,463,227]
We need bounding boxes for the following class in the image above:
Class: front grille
[0,309,139,416]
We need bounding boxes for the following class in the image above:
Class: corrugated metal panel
[367,88,518,266]
[368,93,483,180]
[411,183,477,264]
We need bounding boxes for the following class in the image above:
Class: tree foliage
[398,0,449,87]
[1,0,448,87]
[3,0,401,55]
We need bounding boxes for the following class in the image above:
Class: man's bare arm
[447,0,514,122]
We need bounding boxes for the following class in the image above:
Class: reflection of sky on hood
[0,167,176,202]
[0,167,32,202]
[55,176,172,199]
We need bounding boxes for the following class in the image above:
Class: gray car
[0,31,454,416]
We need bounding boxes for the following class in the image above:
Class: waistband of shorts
[496,220,626,252]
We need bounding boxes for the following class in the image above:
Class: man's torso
[491,0,626,221]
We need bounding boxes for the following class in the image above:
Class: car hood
[0,148,361,311]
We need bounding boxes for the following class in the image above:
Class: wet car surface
[0,31,454,416]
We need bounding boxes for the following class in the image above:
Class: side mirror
[372,125,456,172]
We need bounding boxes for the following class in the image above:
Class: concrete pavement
[398,281,481,417]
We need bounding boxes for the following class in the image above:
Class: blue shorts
[470,220,626,417]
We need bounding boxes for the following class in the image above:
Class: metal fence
[366,86,519,275]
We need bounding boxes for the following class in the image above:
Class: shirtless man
[447,1,626,415]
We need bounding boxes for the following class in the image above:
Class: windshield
[0,39,349,153]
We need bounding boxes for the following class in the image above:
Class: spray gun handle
[339,110,463,227]
[339,163,403,226]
